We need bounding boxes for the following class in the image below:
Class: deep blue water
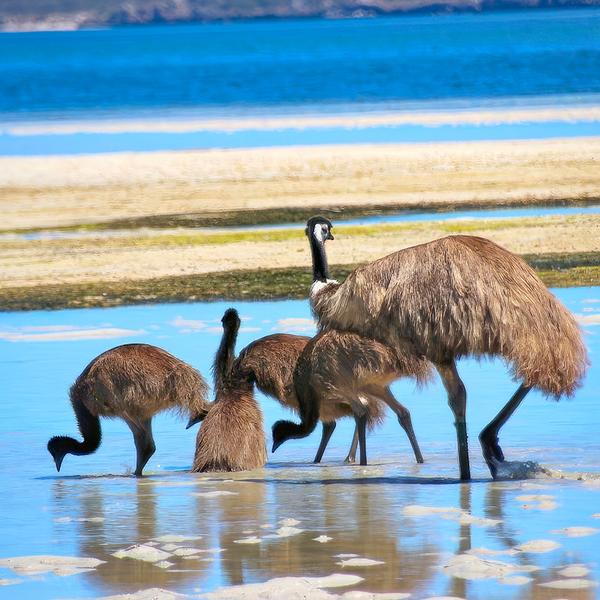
[1,9,600,120]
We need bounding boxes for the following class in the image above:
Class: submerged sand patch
[402,505,500,527]
[112,544,172,563]
[540,578,598,589]
[337,558,385,568]
[93,589,188,600]
[515,540,561,553]
[558,565,590,578]
[517,494,559,510]
[441,554,539,581]
[550,526,599,537]
[152,534,202,543]
[233,536,262,545]
[0,555,104,577]
[314,535,333,543]
[200,573,364,599]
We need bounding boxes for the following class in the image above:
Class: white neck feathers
[310,279,338,299]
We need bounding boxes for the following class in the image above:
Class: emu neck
[309,235,330,282]
[214,323,239,387]
[51,436,91,457]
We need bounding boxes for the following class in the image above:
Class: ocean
[1,9,600,155]
[1,9,600,120]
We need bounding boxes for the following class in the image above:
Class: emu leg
[344,427,359,463]
[375,387,424,464]
[437,362,470,481]
[313,422,336,463]
[354,413,368,466]
[126,418,156,477]
[479,384,531,478]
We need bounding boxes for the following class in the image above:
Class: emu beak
[327,231,334,240]
[186,412,207,429]
[54,455,64,472]
[271,440,282,453]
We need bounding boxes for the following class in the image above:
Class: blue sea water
[1,9,600,120]
[2,9,600,155]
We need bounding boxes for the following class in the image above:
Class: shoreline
[2,138,599,311]
[3,196,599,236]
[1,252,598,312]
[2,5,599,33]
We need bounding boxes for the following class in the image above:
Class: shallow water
[3,118,600,156]
[5,204,600,241]
[0,287,598,598]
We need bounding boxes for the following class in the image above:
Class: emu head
[221,307,241,331]
[47,437,66,472]
[185,406,210,429]
[305,216,334,244]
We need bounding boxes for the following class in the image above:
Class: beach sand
[1,136,599,307]
[1,137,599,231]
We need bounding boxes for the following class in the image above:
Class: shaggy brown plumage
[273,329,431,464]
[236,333,309,415]
[47,343,209,476]
[313,234,587,397]
[277,217,588,479]
[192,309,267,472]
[239,330,429,464]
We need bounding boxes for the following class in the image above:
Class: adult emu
[273,216,587,479]
[239,329,429,465]
[192,309,267,472]
[47,344,209,476]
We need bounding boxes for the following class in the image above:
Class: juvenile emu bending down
[279,329,432,465]
[273,216,588,479]
[192,309,267,472]
[47,344,209,476]
[233,322,428,464]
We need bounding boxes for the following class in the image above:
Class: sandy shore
[1,137,600,231]
[1,137,598,308]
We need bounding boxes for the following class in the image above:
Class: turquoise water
[3,119,600,156]
[0,288,598,598]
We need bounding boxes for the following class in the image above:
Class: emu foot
[344,455,356,464]
[480,431,505,479]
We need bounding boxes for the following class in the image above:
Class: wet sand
[1,214,599,290]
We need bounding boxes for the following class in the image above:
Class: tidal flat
[0,290,598,599]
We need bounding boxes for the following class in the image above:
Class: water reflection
[41,465,600,599]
